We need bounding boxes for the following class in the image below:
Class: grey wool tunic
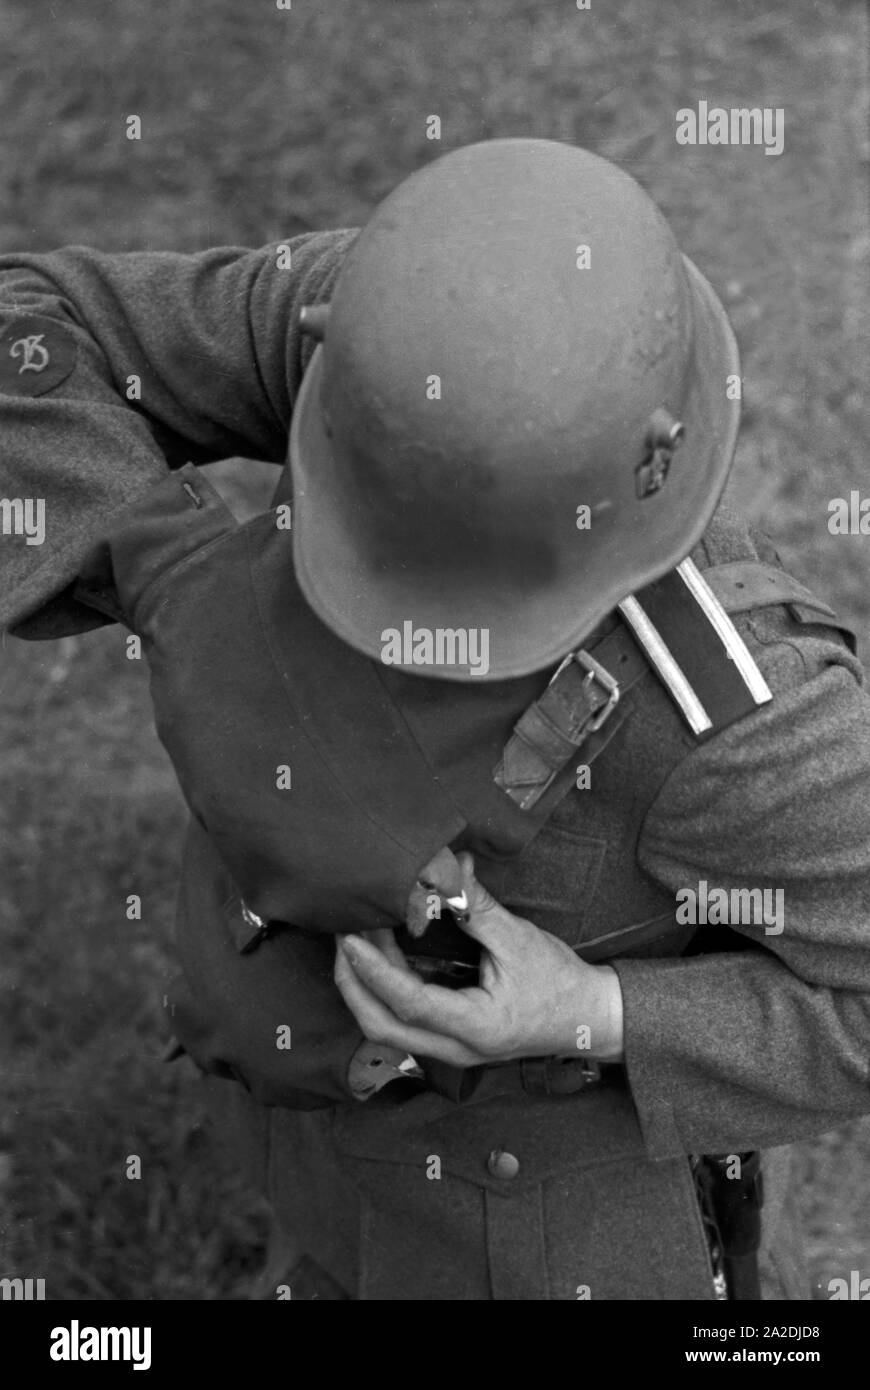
[2,234,870,1299]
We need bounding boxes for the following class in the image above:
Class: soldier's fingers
[364,927,413,973]
[340,934,483,1036]
[334,936,357,991]
[452,851,529,950]
[335,946,482,1067]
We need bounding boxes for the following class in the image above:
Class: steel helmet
[289,138,740,681]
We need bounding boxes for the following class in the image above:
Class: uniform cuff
[610,956,690,1161]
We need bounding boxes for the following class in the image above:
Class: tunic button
[487,1149,520,1180]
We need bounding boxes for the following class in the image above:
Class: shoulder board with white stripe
[493,557,853,812]
[620,555,855,739]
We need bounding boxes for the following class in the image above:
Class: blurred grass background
[0,0,868,1299]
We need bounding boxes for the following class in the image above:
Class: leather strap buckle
[494,644,625,811]
[549,649,620,731]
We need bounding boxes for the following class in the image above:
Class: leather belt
[421,1053,626,1104]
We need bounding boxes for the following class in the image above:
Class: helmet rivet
[648,407,685,449]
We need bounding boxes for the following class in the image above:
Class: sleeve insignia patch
[0,314,78,397]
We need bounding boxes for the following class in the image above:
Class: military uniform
[3,202,870,1300]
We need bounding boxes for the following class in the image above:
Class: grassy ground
[0,0,868,1299]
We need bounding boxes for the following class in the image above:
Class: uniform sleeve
[0,230,357,636]
[613,604,870,1159]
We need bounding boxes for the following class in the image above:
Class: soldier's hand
[334,852,624,1069]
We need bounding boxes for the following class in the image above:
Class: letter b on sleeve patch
[0,314,78,397]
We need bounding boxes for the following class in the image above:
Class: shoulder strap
[494,556,852,812]
[704,559,856,652]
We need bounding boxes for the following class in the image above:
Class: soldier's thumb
[455,851,517,948]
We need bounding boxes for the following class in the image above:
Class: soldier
[2,139,869,1301]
